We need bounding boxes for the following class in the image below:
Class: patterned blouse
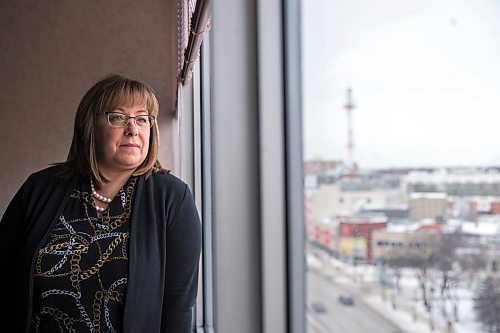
[30,177,137,333]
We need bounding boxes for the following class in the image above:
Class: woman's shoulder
[25,165,65,186]
[17,165,71,203]
[146,170,190,193]
[142,171,195,210]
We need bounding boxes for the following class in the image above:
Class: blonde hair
[58,74,164,183]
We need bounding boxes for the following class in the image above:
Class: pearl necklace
[90,178,113,212]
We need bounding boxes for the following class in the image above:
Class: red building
[339,216,388,264]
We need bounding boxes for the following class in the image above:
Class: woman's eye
[136,116,148,124]
[110,114,126,122]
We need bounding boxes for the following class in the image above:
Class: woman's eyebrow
[113,107,149,114]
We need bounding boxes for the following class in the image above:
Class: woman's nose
[124,120,139,135]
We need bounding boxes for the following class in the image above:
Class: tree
[474,276,500,333]
[432,232,462,321]
[433,233,460,294]
[458,245,488,288]
[384,250,434,311]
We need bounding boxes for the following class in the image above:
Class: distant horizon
[303,158,500,171]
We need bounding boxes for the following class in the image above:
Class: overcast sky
[301,0,500,169]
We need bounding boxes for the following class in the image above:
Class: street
[307,268,400,333]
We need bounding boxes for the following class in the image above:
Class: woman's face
[95,104,150,177]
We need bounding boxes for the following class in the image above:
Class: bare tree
[381,234,438,313]
[414,257,434,313]
[474,276,500,333]
[432,233,459,294]
[432,232,462,321]
[383,255,407,293]
[384,250,434,311]
[458,245,488,288]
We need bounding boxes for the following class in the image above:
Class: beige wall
[372,229,440,260]
[310,184,403,219]
[409,193,448,220]
[0,1,181,215]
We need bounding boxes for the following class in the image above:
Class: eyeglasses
[98,112,156,129]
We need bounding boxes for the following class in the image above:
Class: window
[302,1,500,332]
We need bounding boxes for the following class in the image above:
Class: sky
[301,0,500,169]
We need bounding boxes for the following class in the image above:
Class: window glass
[302,1,500,332]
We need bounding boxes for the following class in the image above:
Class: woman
[0,74,201,332]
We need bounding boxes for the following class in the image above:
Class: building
[338,215,388,264]
[309,183,404,219]
[372,226,442,264]
[409,192,448,220]
[304,159,342,175]
[402,169,500,197]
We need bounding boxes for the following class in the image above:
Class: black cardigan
[0,166,201,333]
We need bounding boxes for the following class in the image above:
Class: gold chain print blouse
[30,177,137,333]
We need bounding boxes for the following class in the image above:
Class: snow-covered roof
[410,192,447,199]
[461,221,499,236]
[385,223,413,232]
[360,203,409,210]
[477,214,500,224]
[404,170,500,184]
[339,215,389,224]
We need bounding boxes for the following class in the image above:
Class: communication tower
[344,88,355,180]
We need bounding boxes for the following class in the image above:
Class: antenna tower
[344,88,355,180]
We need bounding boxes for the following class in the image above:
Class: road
[307,268,400,333]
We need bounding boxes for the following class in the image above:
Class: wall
[310,184,398,219]
[0,1,180,214]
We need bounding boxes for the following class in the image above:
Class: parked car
[311,301,327,313]
[338,293,354,305]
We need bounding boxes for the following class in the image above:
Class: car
[311,301,327,313]
[338,293,354,305]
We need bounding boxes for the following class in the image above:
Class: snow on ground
[364,294,436,333]
[307,251,489,333]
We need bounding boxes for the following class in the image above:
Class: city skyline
[302,0,500,169]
